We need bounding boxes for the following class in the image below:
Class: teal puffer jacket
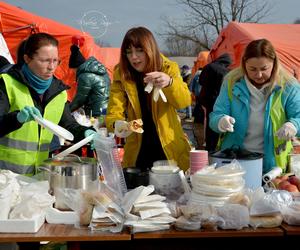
[70,56,110,117]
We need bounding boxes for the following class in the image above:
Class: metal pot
[40,155,97,210]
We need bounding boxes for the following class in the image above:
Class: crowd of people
[0,26,299,179]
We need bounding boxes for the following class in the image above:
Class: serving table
[133,226,283,239]
[0,223,287,250]
[281,223,300,235]
[131,226,285,250]
[0,223,131,250]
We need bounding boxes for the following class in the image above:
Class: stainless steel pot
[40,155,97,210]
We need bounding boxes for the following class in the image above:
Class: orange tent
[0,2,120,100]
[209,22,300,79]
[192,51,209,75]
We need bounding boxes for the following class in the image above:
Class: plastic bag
[217,204,250,230]
[250,189,293,216]
[9,181,55,219]
[281,201,300,225]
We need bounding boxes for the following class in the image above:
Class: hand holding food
[128,119,144,133]
[114,119,143,138]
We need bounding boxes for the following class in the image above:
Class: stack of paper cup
[190,150,209,174]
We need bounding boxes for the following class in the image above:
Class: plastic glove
[114,120,133,138]
[17,106,42,123]
[84,129,97,150]
[218,115,235,132]
[276,122,297,140]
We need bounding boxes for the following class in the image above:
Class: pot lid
[210,148,263,160]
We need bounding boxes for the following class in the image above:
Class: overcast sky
[5,0,300,49]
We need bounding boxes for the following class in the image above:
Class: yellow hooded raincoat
[106,55,192,171]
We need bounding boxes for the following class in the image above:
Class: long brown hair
[120,27,162,81]
[241,39,278,86]
[226,38,294,95]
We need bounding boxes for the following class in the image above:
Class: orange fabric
[210,22,300,79]
[0,2,120,101]
[192,51,209,75]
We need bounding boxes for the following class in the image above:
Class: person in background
[190,67,205,149]
[180,65,193,122]
[0,32,96,176]
[198,53,232,152]
[0,55,12,73]
[68,36,110,123]
[209,39,300,174]
[106,26,192,171]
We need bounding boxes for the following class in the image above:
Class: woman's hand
[144,72,171,88]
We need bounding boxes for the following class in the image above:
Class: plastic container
[149,170,183,201]
[94,135,127,197]
[123,167,149,189]
[209,150,263,190]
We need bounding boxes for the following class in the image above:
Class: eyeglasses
[33,57,61,66]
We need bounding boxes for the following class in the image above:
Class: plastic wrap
[94,135,127,197]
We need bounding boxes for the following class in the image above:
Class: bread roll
[250,213,283,228]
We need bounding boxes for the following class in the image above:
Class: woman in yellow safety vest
[0,32,96,175]
[209,39,300,174]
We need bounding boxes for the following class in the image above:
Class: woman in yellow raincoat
[106,27,192,171]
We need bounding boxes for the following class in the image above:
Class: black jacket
[0,64,88,141]
[198,53,232,152]
[198,53,232,113]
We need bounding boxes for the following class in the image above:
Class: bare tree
[163,37,199,56]
[159,0,273,55]
[95,38,112,47]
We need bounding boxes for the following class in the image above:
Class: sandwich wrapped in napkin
[114,119,144,138]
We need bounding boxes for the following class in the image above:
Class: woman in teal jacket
[209,39,300,174]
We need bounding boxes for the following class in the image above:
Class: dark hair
[120,26,161,81]
[0,55,10,68]
[24,32,59,59]
[16,39,27,65]
[241,39,278,84]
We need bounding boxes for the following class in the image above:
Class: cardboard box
[0,214,45,233]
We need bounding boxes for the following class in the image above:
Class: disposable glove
[144,82,167,103]
[218,115,235,132]
[17,106,42,123]
[275,122,297,140]
[84,129,97,150]
[114,120,133,138]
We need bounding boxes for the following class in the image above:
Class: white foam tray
[45,207,77,225]
[0,214,45,233]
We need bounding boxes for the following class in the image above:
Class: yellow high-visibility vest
[0,74,67,175]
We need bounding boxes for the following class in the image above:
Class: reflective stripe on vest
[270,90,292,171]
[0,74,67,175]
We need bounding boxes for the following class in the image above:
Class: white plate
[53,134,94,158]
[34,115,74,141]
